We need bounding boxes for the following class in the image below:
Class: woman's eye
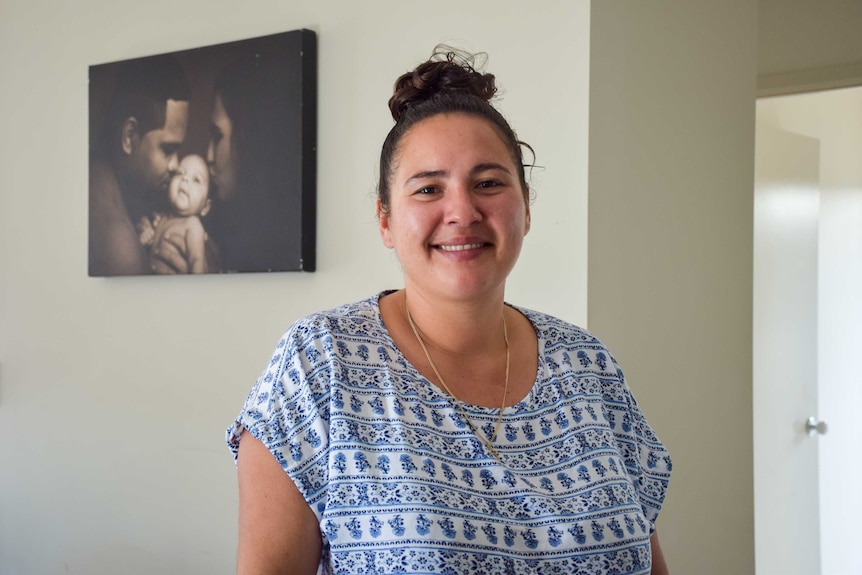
[416,186,436,195]
[478,180,501,189]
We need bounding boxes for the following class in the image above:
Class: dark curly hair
[378,46,532,212]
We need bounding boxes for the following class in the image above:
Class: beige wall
[587,2,862,573]
[758,0,862,95]
[759,0,862,75]
[588,2,758,573]
[0,1,589,573]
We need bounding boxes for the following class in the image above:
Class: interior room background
[1,1,859,573]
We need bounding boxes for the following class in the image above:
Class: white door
[753,122,821,575]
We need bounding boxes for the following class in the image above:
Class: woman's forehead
[397,114,514,167]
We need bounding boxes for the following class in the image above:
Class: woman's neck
[395,288,508,357]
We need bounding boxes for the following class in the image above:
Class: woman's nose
[444,187,482,225]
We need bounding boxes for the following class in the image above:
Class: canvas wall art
[88,29,317,276]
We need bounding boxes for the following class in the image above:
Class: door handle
[805,416,828,437]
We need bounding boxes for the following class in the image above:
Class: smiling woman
[226,46,672,575]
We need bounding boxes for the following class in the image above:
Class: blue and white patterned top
[227,293,671,574]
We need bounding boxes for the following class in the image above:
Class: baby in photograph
[138,154,212,274]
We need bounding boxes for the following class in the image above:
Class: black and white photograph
[88,29,317,276]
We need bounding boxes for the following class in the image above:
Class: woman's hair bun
[388,46,497,122]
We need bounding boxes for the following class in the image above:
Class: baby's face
[168,154,210,217]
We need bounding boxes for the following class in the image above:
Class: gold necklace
[405,302,510,461]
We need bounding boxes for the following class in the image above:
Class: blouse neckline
[371,290,544,413]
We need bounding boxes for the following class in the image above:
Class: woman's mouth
[437,243,485,252]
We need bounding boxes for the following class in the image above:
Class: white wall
[0,1,589,573]
[588,2,757,574]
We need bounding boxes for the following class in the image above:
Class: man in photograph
[88,55,190,276]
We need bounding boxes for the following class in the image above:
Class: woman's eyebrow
[405,163,511,184]
[471,162,512,175]
[405,169,446,184]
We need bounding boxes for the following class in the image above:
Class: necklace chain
[405,302,510,461]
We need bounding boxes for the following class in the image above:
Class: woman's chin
[419,277,506,303]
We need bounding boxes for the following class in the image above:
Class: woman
[205,43,304,273]
[227,48,671,574]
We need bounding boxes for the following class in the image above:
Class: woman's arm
[236,431,321,575]
[650,529,670,575]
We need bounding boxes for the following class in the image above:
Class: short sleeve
[612,358,672,533]
[226,317,334,521]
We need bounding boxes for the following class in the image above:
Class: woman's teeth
[439,243,483,252]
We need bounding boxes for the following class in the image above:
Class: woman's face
[207,94,238,202]
[378,113,530,303]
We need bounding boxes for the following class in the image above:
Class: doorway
[754,87,862,575]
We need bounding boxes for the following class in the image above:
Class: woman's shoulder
[510,304,605,347]
[283,292,388,342]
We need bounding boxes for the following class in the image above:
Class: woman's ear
[377,199,394,249]
[121,117,140,156]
